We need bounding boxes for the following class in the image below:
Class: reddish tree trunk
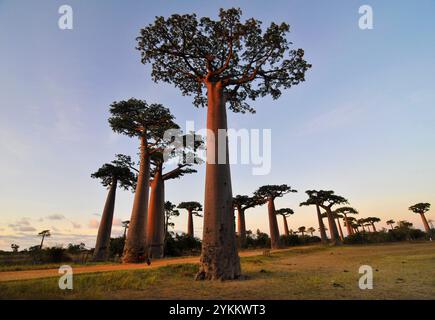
[325,208,341,245]
[236,205,247,248]
[268,198,281,249]
[123,136,150,263]
[316,205,328,243]
[146,168,165,259]
[93,178,117,261]
[336,217,344,240]
[420,213,431,233]
[187,210,194,237]
[282,215,290,236]
[343,213,353,236]
[196,81,241,280]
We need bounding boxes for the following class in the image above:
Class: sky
[1,0,434,250]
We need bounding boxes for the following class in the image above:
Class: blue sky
[1,0,434,250]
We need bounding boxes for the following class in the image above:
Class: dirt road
[0,248,272,282]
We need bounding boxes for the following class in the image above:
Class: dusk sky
[1,0,434,250]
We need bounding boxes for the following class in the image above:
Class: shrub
[164,233,202,257]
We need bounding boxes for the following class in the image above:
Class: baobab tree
[409,203,431,233]
[366,217,381,232]
[301,190,347,245]
[357,218,368,232]
[298,226,306,236]
[178,202,203,237]
[333,212,345,240]
[254,185,297,249]
[137,8,310,280]
[386,219,395,230]
[275,208,294,236]
[91,155,136,261]
[334,206,358,236]
[233,195,264,247]
[11,244,19,253]
[147,146,199,259]
[38,230,50,249]
[307,227,316,237]
[164,201,180,238]
[109,99,178,263]
[122,220,130,239]
[300,191,328,244]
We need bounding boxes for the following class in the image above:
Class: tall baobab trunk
[267,198,281,249]
[93,178,117,261]
[325,208,341,245]
[236,205,247,247]
[40,235,46,249]
[196,81,241,280]
[362,225,366,232]
[282,215,290,236]
[420,213,431,233]
[187,210,194,237]
[371,223,377,232]
[123,136,150,263]
[316,205,328,243]
[343,213,353,236]
[336,216,344,240]
[146,168,165,259]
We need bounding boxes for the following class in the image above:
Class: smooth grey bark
[196,81,241,280]
[93,178,117,261]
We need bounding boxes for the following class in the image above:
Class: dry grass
[1,242,434,300]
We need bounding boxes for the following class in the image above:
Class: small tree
[38,230,50,249]
[300,192,328,243]
[137,7,310,280]
[178,202,203,237]
[254,184,297,249]
[164,201,180,236]
[11,244,19,253]
[409,203,431,234]
[109,99,178,263]
[366,217,381,232]
[302,190,348,245]
[275,208,294,236]
[233,195,264,247]
[298,226,306,237]
[386,219,395,230]
[307,227,316,237]
[334,207,358,236]
[122,220,130,239]
[91,155,136,261]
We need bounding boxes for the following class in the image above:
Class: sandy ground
[0,248,274,282]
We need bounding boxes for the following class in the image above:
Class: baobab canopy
[136,7,311,113]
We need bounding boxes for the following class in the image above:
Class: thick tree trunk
[325,208,341,245]
[267,198,281,249]
[420,213,431,233]
[122,136,150,263]
[187,210,194,237]
[371,223,377,232]
[93,179,117,261]
[336,217,344,240]
[236,206,247,248]
[282,215,290,236]
[196,81,241,280]
[316,205,328,243]
[343,213,353,236]
[146,169,165,259]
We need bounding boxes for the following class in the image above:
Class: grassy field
[1,242,434,300]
